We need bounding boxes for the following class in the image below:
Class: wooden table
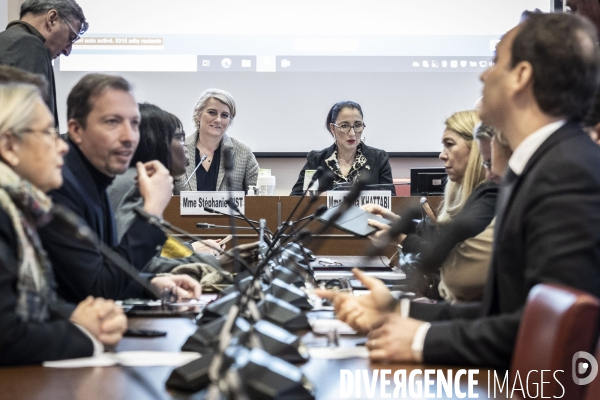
[0,317,503,400]
[164,196,441,256]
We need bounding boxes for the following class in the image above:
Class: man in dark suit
[0,0,88,127]
[38,74,201,304]
[320,13,600,369]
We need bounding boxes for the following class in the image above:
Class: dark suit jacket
[38,142,166,304]
[0,21,58,126]
[290,143,395,195]
[0,208,93,365]
[415,122,600,368]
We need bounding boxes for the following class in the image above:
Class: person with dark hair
[583,89,600,144]
[108,103,187,241]
[290,101,395,195]
[37,74,201,304]
[107,103,224,275]
[0,0,88,127]
[319,13,600,370]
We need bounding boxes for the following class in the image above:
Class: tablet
[317,204,390,237]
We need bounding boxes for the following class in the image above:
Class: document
[43,351,200,368]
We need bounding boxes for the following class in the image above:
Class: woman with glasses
[0,83,127,365]
[290,101,395,195]
[173,88,259,194]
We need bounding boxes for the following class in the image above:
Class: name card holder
[180,191,245,215]
[326,190,392,210]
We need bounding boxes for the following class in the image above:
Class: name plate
[180,191,245,215]
[326,190,392,210]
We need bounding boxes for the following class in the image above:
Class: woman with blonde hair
[364,110,497,297]
[173,88,259,193]
[0,82,127,365]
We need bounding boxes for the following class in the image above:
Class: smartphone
[124,329,167,337]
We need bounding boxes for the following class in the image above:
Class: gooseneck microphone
[183,154,207,190]
[196,223,255,230]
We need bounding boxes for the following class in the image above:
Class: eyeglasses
[332,122,366,134]
[482,160,492,170]
[60,15,89,44]
[19,127,61,142]
[173,132,185,144]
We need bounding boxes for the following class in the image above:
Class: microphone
[51,205,162,298]
[182,154,207,190]
[290,205,327,224]
[196,223,255,230]
[204,206,261,227]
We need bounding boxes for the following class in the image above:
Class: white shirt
[410,119,566,362]
[508,120,566,175]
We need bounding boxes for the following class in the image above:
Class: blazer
[415,122,600,368]
[0,21,58,125]
[290,143,396,195]
[173,132,259,194]
[38,142,166,304]
[0,208,93,365]
[107,168,222,274]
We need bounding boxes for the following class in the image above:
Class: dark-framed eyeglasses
[173,132,186,144]
[482,160,492,170]
[60,15,89,43]
[332,122,366,134]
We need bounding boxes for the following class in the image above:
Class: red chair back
[510,284,600,399]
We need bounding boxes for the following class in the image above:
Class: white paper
[308,347,369,359]
[309,318,357,335]
[43,351,200,368]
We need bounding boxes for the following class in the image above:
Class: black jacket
[0,209,93,365]
[414,122,600,368]
[290,143,395,195]
[38,141,166,303]
[402,181,498,256]
[0,21,58,126]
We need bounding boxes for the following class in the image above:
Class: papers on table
[308,347,369,359]
[309,318,357,335]
[43,351,200,368]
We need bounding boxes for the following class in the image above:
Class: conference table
[1,195,505,400]
[165,195,442,256]
[0,315,504,400]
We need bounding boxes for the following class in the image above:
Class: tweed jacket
[174,132,258,194]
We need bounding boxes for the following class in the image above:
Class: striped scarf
[0,161,57,322]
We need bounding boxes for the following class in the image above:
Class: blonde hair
[192,88,236,130]
[438,110,486,223]
[0,84,42,147]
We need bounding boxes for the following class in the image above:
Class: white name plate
[326,190,392,210]
[180,191,245,215]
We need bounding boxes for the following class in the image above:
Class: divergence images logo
[573,351,598,385]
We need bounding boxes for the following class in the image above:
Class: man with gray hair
[0,0,88,127]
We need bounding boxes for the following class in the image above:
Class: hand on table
[151,274,202,300]
[315,268,398,333]
[367,313,424,363]
[70,296,128,347]
[192,239,225,257]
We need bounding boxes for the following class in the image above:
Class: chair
[510,283,600,399]
[584,338,600,400]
